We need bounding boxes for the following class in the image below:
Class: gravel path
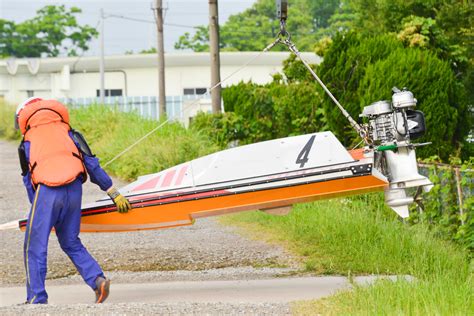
[0,139,299,314]
[0,302,291,315]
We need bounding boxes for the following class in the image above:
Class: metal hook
[277,20,291,42]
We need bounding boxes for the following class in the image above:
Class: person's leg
[54,179,104,290]
[23,184,59,304]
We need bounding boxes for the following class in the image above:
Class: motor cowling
[360,88,432,218]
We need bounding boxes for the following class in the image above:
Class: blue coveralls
[21,132,113,304]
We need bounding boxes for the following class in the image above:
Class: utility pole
[99,8,105,105]
[154,0,166,119]
[209,0,221,113]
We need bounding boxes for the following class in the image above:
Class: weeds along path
[0,139,298,286]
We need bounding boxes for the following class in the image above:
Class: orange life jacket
[18,100,86,187]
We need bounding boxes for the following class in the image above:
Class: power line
[106,13,198,29]
[106,14,154,24]
[166,22,199,29]
[104,13,277,37]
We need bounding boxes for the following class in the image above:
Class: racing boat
[18,131,385,232]
[10,88,432,232]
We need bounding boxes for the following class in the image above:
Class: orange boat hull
[79,174,387,232]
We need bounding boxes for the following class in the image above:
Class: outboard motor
[360,87,433,217]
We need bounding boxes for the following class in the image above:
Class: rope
[280,38,367,141]
[103,38,282,168]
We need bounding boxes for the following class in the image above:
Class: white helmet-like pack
[14,97,43,130]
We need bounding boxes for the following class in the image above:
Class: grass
[68,104,220,180]
[0,102,21,140]
[0,102,219,181]
[293,277,473,315]
[220,195,473,315]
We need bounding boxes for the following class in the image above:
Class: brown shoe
[94,276,110,303]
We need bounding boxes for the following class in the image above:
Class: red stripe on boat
[132,176,161,192]
[175,165,188,186]
[161,170,176,187]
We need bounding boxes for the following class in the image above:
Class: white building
[0,52,320,123]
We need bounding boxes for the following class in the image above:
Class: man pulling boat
[15,97,131,304]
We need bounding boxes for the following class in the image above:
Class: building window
[183,88,207,95]
[27,90,34,98]
[96,89,123,97]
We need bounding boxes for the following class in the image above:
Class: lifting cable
[282,38,366,140]
[274,0,367,141]
[104,0,368,167]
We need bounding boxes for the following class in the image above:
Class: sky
[0,0,257,56]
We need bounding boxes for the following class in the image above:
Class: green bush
[222,81,276,143]
[359,48,469,159]
[194,71,327,147]
[318,32,471,159]
[318,32,402,145]
[190,111,249,149]
[409,157,474,252]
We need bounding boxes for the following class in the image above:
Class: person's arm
[18,141,35,204]
[82,154,113,192]
[69,130,131,213]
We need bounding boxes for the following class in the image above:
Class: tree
[0,5,98,58]
[307,0,342,29]
[431,1,473,102]
[314,2,356,39]
[174,26,210,52]
[345,1,473,77]
[347,0,439,34]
